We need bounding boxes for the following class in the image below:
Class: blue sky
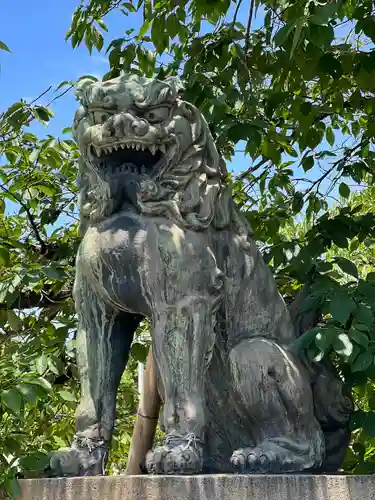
[0,1,355,202]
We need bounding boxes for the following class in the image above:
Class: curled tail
[288,287,354,472]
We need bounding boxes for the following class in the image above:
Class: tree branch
[245,0,256,56]
[303,139,367,199]
[0,183,48,253]
[232,0,244,26]
[0,288,72,311]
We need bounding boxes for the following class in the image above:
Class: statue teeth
[95,147,101,157]
[114,145,119,151]
[159,144,166,154]
[141,144,145,151]
[136,144,140,150]
[141,165,146,175]
[108,146,113,153]
[149,145,156,155]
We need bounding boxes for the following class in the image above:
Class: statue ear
[164,76,185,99]
[75,77,98,104]
[219,158,228,176]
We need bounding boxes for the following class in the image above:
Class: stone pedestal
[3,475,375,500]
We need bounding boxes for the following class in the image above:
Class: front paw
[146,432,203,475]
[47,435,108,477]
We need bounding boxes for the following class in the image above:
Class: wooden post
[126,348,161,474]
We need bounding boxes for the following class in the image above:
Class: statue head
[73,73,239,233]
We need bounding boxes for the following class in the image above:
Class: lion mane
[73,74,249,240]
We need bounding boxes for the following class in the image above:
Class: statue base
[3,475,375,500]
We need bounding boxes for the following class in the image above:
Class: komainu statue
[49,74,353,477]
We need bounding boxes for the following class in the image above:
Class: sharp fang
[114,145,119,151]
[95,147,101,157]
[141,165,146,175]
[135,144,140,150]
[159,144,166,154]
[150,145,156,155]
[141,144,145,151]
[123,144,128,149]
[108,146,113,153]
[132,143,136,149]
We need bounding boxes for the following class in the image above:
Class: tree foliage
[2,0,375,495]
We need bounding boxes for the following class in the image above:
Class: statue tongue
[117,162,146,175]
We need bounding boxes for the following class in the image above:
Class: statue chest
[78,213,154,276]
[76,213,183,314]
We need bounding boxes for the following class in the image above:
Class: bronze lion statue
[49,74,353,476]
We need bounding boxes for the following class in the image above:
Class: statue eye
[92,111,112,124]
[143,106,169,124]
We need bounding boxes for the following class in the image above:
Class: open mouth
[89,141,164,176]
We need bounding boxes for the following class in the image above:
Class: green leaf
[349,328,369,349]
[292,327,321,352]
[19,452,50,471]
[319,54,343,79]
[290,20,304,58]
[339,182,350,199]
[328,295,356,325]
[58,390,76,402]
[93,27,104,51]
[33,106,52,122]
[308,24,334,48]
[355,304,373,328]
[4,477,20,500]
[0,40,11,52]
[97,19,109,31]
[30,377,52,393]
[310,3,339,25]
[302,155,314,172]
[131,342,149,362]
[151,17,167,53]
[56,80,72,91]
[315,327,336,356]
[326,126,335,147]
[363,412,375,438]
[333,333,353,357]
[36,354,49,374]
[2,388,23,414]
[7,310,22,331]
[0,247,10,266]
[249,118,268,129]
[138,20,152,39]
[292,192,304,213]
[332,231,348,248]
[351,351,373,372]
[18,383,39,405]
[274,23,295,47]
[334,257,358,278]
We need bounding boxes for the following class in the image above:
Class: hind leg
[229,338,325,473]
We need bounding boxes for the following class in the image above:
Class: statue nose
[132,119,148,137]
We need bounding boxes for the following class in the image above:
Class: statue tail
[288,287,353,472]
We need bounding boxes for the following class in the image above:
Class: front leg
[145,227,223,474]
[49,272,141,477]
